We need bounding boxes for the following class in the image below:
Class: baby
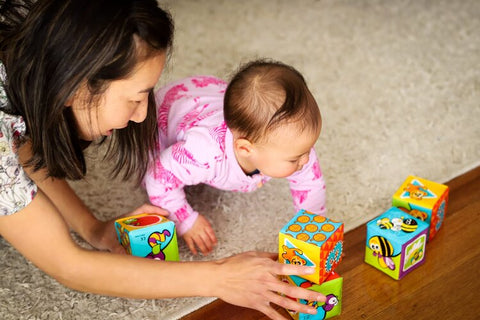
[144,59,326,255]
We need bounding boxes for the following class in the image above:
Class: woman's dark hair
[224,59,321,143]
[0,0,174,183]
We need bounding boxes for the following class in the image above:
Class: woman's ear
[65,95,74,107]
[65,81,87,107]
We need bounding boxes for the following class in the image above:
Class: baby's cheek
[283,166,299,177]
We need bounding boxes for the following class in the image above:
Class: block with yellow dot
[392,175,449,241]
[279,209,344,284]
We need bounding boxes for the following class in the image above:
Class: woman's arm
[17,142,167,252]
[0,190,212,297]
[0,191,324,319]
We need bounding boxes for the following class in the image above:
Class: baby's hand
[182,214,217,255]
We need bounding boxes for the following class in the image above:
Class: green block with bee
[364,207,429,280]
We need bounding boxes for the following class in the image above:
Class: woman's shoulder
[0,60,27,145]
[0,62,37,216]
[0,109,27,140]
[0,110,37,215]
[0,61,10,110]
[0,60,26,139]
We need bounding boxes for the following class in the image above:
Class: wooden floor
[182,166,480,320]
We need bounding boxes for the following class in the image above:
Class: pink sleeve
[143,155,196,235]
[144,136,217,235]
[287,148,327,215]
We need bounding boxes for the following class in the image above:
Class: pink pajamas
[144,76,326,235]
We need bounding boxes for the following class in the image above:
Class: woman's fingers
[265,289,318,317]
[213,251,326,320]
[270,261,317,279]
[268,276,325,306]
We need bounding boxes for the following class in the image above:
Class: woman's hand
[212,251,325,320]
[182,214,217,255]
[88,203,169,254]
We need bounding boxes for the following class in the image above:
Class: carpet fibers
[1,0,479,319]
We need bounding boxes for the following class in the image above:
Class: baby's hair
[224,58,321,143]
[0,0,174,183]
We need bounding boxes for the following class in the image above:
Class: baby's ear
[233,137,253,157]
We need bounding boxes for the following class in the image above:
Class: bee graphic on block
[401,218,418,233]
[368,236,396,270]
[377,218,393,230]
[377,217,418,233]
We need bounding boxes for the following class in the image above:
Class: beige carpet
[1,0,479,319]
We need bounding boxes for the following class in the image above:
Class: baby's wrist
[174,211,199,235]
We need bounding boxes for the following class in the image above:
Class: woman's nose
[130,100,148,123]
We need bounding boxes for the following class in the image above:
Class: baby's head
[224,59,322,178]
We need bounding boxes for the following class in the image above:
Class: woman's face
[69,52,166,141]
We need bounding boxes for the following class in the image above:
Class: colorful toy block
[365,207,429,280]
[115,213,179,261]
[281,272,343,320]
[392,175,449,241]
[279,209,344,284]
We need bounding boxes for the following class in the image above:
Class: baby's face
[249,123,321,178]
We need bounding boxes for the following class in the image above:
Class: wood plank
[182,166,480,319]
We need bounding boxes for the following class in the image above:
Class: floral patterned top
[0,62,37,215]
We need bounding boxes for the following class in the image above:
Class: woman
[0,1,324,319]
